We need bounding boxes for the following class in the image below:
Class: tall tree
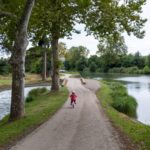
[9,0,35,121]
[146,54,150,68]
[66,46,89,69]
[58,42,67,58]
[97,35,127,72]
[133,51,145,68]
[38,37,49,81]
[29,0,146,90]
[29,0,90,91]
[76,56,88,71]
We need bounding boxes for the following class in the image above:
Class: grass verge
[0,87,68,149]
[0,73,51,90]
[97,81,150,150]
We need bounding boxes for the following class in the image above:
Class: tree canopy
[0,0,148,120]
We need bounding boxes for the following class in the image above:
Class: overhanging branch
[0,11,17,18]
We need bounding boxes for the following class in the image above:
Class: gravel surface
[10,78,125,150]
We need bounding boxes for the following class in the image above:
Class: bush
[89,62,97,72]
[26,87,48,103]
[143,66,150,74]
[26,96,34,102]
[112,96,137,117]
[106,81,137,118]
[0,58,11,75]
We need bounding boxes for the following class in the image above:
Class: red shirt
[70,93,77,100]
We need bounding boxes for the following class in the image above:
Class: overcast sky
[60,0,150,56]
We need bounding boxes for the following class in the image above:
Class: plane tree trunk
[9,0,35,121]
[51,30,59,91]
[42,50,47,81]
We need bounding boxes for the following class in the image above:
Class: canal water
[115,76,150,125]
[0,86,50,120]
[95,74,150,125]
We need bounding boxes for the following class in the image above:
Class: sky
[60,0,150,56]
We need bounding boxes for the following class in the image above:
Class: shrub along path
[10,78,126,150]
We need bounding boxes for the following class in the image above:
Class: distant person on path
[70,91,77,106]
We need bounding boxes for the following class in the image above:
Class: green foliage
[76,56,88,71]
[89,62,97,72]
[143,66,150,74]
[104,81,137,117]
[25,46,51,73]
[26,96,34,103]
[0,58,11,74]
[29,0,87,43]
[96,35,127,72]
[65,47,149,75]
[0,87,68,148]
[64,60,71,70]
[54,60,62,69]
[146,54,150,68]
[65,46,89,70]
[133,52,145,69]
[97,81,150,150]
[79,67,90,77]
[0,0,26,52]
[112,96,137,117]
[83,0,146,39]
[108,67,139,74]
[108,66,150,75]
[1,0,147,76]
[58,42,67,57]
[26,87,48,103]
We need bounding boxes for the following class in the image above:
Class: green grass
[0,87,68,149]
[0,75,12,86]
[105,81,137,117]
[97,81,150,150]
[0,73,51,88]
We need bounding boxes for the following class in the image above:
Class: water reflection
[0,86,50,120]
[114,76,150,125]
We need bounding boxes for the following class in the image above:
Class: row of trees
[0,58,11,74]
[62,45,150,74]
[0,0,147,121]
[1,48,150,75]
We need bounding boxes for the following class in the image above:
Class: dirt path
[10,78,124,150]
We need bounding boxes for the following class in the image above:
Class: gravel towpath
[10,78,124,150]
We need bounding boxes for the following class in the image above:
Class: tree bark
[42,50,47,81]
[51,34,59,91]
[9,0,35,121]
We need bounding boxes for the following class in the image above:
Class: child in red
[70,91,77,105]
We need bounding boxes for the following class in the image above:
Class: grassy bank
[0,87,68,149]
[0,73,51,89]
[97,81,150,150]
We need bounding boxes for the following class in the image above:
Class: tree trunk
[50,1,60,91]
[9,0,35,121]
[42,50,47,81]
[51,35,59,91]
